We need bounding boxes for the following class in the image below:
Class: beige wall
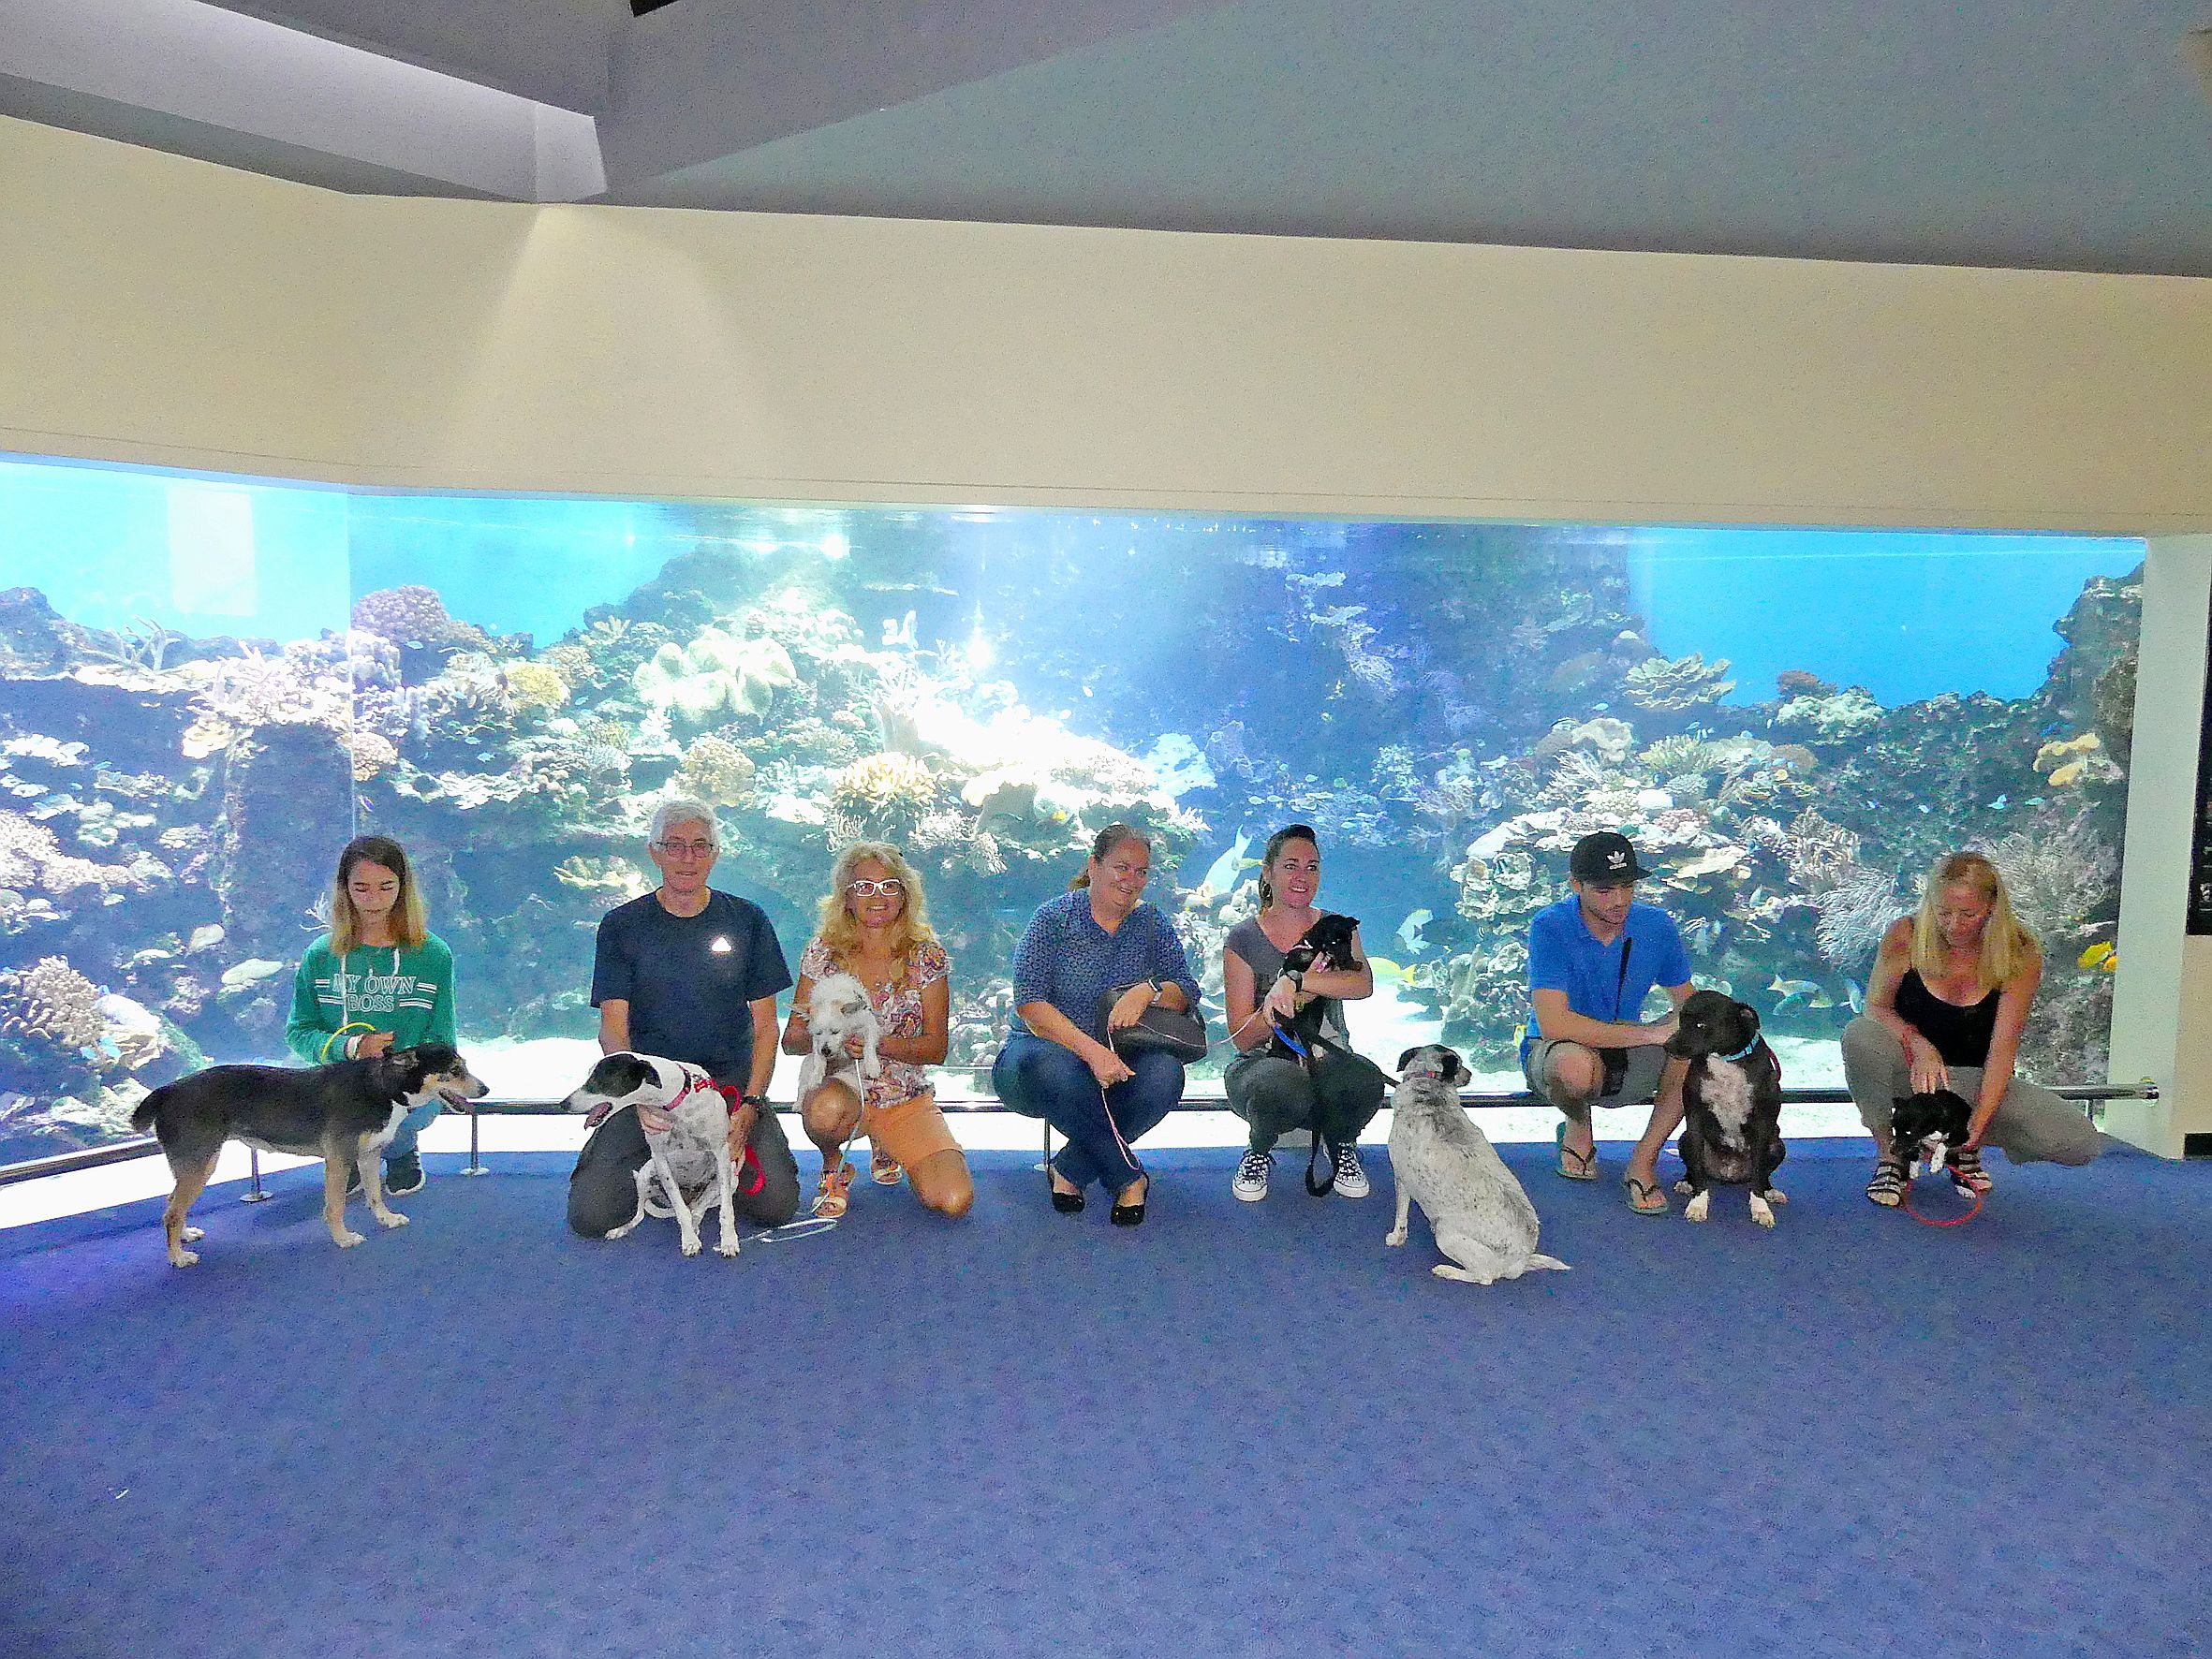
[5,113,2210,530]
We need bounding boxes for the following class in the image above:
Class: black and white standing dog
[1385,1044,1569,1284]
[1890,1089,1975,1187]
[1665,989,1788,1227]
[561,1051,751,1258]
[1263,911,1362,1068]
[129,1044,488,1268]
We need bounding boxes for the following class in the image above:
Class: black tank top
[1895,969,1998,1068]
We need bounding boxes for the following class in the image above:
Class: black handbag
[1094,984,1209,1062]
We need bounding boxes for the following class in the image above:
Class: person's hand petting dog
[636,1103,672,1135]
[356,1030,394,1058]
[1906,1031,1951,1096]
[724,1098,756,1159]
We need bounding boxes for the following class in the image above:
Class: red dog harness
[585,1064,767,1197]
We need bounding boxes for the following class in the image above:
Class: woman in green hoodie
[287,834,458,1196]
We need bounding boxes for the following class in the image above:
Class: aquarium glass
[0,454,2144,1165]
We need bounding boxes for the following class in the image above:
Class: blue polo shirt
[591,889,792,1083]
[1521,896,1691,1061]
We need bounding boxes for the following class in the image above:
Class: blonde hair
[1910,851,2037,987]
[816,840,936,982]
[330,834,429,955]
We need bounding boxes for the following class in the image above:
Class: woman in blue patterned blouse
[991,822,1202,1226]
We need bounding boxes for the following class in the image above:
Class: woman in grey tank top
[1221,825,1391,1201]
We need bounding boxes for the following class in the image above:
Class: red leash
[1899,1169,1984,1227]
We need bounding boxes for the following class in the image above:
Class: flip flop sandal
[1554,1122,1599,1181]
[813,1161,853,1219]
[870,1145,904,1186]
[1621,1173,1668,1215]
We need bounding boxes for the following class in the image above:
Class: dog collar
[1718,1037,1761,1062]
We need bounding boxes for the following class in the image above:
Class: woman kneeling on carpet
[285,833,458,1197]
[782,842,971,1220]
[1221,824,1389,1202]
[991,823,1202,1226]
[1842,850,2100,1207]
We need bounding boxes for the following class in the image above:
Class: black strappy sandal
[1865,1158,1907,1208]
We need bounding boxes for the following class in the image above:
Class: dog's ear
[1442,1048,1469,1085]
[1396,1048,1422,1074]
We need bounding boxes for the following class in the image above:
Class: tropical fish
[1192,832,1253,902]
[1845,979,1865,1013]
[1365,956,1417,985]
[2077,941,2117,972]
[880,610,918,648]
[1768,976,1823,1010]
[1988,795,2009,811]
[1396,908,1433,954]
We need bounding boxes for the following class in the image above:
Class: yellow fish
[2077,941,2116,972]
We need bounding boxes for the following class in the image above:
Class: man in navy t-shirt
[567,796,801,1237]
[1521,831,1695,1216]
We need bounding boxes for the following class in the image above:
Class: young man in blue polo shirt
[1522,830,1695,1215]
[567,796,802,1237]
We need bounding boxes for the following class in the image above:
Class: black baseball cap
[1569,830,1650,883]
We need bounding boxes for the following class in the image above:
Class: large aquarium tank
[0,454,2144,1165]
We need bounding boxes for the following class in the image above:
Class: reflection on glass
[0,454,2144,1164]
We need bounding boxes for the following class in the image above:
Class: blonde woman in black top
[1842,851,2099,1207]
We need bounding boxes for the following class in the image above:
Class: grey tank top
[1224,916,1350,1045]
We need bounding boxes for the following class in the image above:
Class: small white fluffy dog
[561,1051,745,1258]
[1386,1044,1570,1284]
[797,971,882,1104]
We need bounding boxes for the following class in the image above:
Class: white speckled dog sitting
[1386,1044,1569,1284]
[1666,989,1788,1227]
[560,1052,754,1258]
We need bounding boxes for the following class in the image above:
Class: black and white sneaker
[1232,1148,1273,1202]
[1331,1141,1371,1199]
[384,1155,425,1197]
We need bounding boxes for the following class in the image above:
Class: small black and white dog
[1890,1089,1975,1185]
[561,1051,750,1258]
[1264,911,1362,1068]
[130,1044,488,1268]
[1665,989,1788,1227]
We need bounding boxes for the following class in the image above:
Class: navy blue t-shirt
[1520,895,1692,1062]
[590,889,792,1083]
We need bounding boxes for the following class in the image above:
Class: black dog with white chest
[1890,1088,1975,1187]
[1665,989,1788,1227]
[130,1044,488,1268]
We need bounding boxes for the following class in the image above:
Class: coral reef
[0,956,105,1053]
[1624,652,1734,713]
[679,734,757,807]
[632,628,797,728]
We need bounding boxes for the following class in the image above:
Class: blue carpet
[3,1139,2208,1659]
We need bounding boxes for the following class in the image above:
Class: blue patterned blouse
[1010,889,1202,1044]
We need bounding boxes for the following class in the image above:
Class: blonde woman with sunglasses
[781,842,971,1219]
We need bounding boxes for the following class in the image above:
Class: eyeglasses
[847,878,906,898]
[654,839,716,859]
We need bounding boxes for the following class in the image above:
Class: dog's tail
[1523,1253,1571,1273]
[129,1083,170,1134]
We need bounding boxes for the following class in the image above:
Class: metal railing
[0,1079,2162,1194]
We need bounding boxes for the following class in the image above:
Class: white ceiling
[5,0,2211,274]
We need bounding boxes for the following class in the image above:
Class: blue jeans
[384,1101,440,1165]
[992,1033,1185,1198]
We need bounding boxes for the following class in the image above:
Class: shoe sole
[1232,1184,1268,1202]
[1334,1182,1370,1199]
[385,1179,425,1197]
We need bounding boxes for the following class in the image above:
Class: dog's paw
[1672,1178,1694,1197]
[1684,1191,1711,1224]
[334,1228,366,1249]
[1749,1193,1776,1228]
[1762,1186,1788,1205]
[1384,1227,1408,1247]
[375,1209,408,1230]
[180,1226,204,1243]
[716,1239,741,1258]
[169,1248,199,1269]
[680,1234,702,1257]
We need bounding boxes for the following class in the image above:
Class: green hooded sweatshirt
[287,934,458,1064]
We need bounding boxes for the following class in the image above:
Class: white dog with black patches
[1386,1044,1570,1284]
[796,971,882,1105]
[561,1051,745,1258]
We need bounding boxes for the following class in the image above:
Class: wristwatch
[740,1093,768,1109]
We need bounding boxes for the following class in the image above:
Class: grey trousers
[1838,1017,2099,1166]
[1224,1047,1389,1152]
[567,1103,803,1237]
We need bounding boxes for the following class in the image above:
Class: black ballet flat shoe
[1051,1186,1085,1214]
[1109,1188,1147,1227]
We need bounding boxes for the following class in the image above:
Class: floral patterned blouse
[797,935,951,1112]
